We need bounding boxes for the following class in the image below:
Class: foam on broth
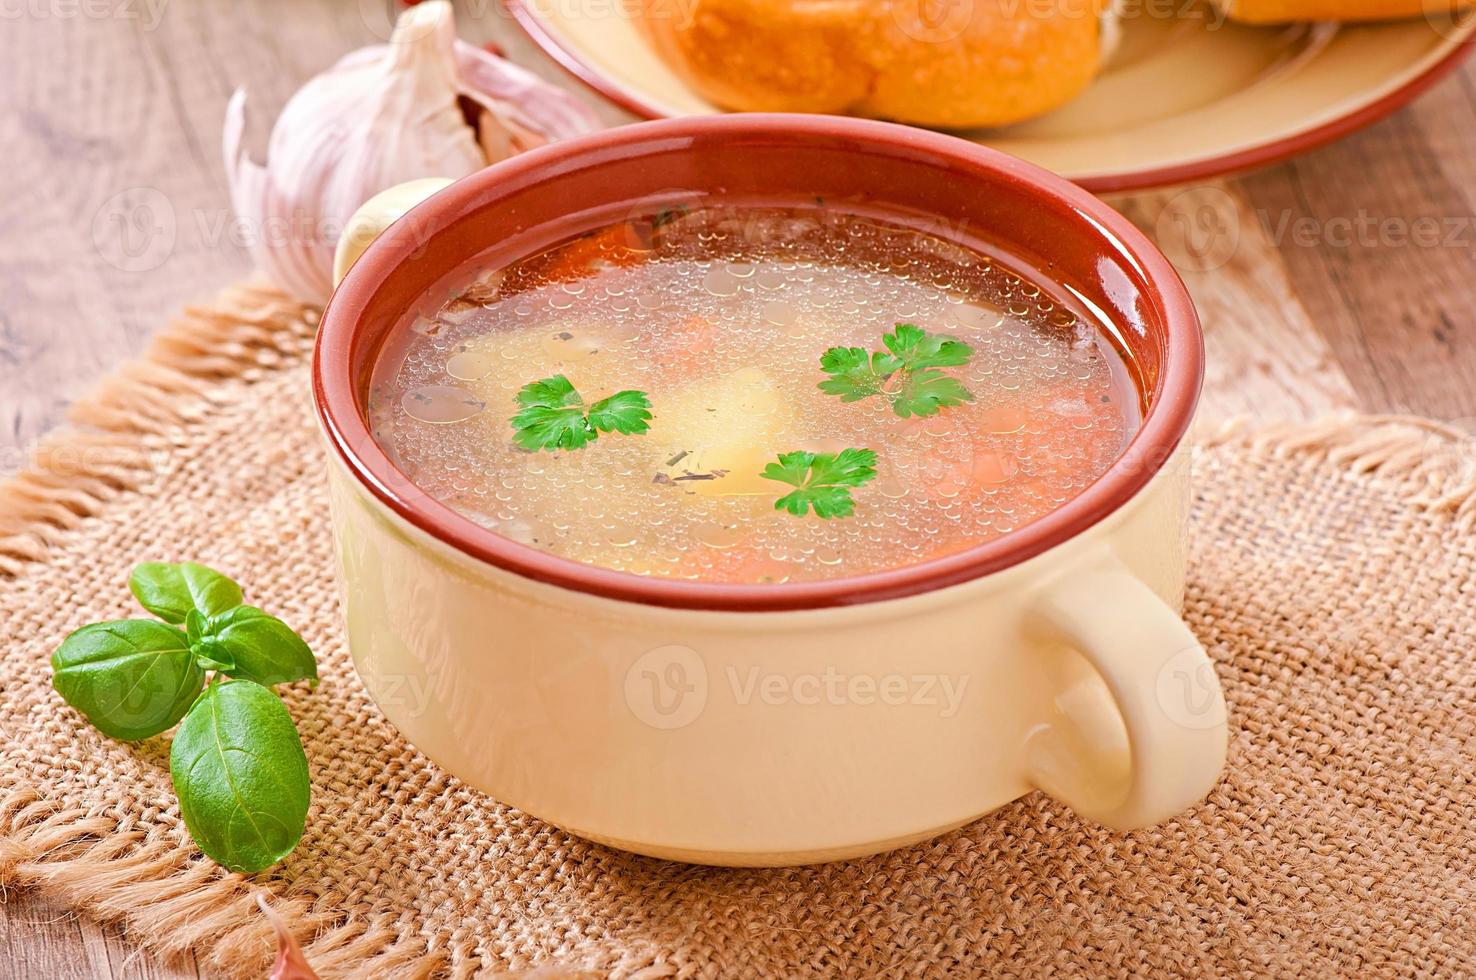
[368,204,1143,584]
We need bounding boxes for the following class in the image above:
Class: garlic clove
[223,1,601,306]
[257,894,320,980]
[452,40,602,156]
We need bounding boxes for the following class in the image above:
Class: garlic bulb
[223,1,601,305]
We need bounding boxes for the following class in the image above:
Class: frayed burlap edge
[1,278,1473,978]
[1207,413,1476,529]
[0,281,535,979]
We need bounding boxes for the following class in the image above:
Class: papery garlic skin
[223,1,601,306]
[257,894,320,980]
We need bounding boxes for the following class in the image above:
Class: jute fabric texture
[2,281,1473,977]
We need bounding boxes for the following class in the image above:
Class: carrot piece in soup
[520,223,652,284]
[656,316,720,382]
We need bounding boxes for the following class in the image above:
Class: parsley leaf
[510,374,652,452]
[817,347,899,402]
[760,448,877,519]
[587,389,655,435]
[819,324,974,418]
[884,323,973,371]
[894,370,974,419]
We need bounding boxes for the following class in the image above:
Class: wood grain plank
[1114,183,1360,427]
[1,890,94,979]
[76,898,201,979]
[1,3,251,465]
[1,890,194,978]
[1235,59,1476,421]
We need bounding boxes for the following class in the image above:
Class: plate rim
[503,0,1476,191]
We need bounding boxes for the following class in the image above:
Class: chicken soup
[368,203,1143,584]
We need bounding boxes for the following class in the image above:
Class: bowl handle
[1023,551,1228,830]
[332,178,455,287]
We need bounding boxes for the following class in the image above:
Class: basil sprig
[51,561,316,874]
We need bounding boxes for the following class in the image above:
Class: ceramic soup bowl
[314,115,1225,866]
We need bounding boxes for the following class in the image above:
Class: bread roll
[634,0,1112,129]
[1216,0,1467,21]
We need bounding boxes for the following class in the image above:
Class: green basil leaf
[51,620,204,741]
[170,680,310,873]
[129,562,243,625]
[185,609,206,646]
[196,606,317,687]
[193,642,229,674]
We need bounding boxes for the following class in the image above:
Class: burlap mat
[3,280,1476,978]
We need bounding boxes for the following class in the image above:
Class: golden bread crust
[635,0,1108,129]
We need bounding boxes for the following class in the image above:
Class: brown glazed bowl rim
[314,114,1203,613]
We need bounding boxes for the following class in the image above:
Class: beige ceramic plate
[505,0,1475,191]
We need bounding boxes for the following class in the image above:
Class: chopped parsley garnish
[761,448,877,519]
[510,374,652,452]
[819,323,974,418]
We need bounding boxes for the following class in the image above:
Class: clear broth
[369,204,1143,584]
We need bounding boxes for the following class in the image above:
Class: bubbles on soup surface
[369,205,1142,584]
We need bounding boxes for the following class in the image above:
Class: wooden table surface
[3,0,1474,975]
